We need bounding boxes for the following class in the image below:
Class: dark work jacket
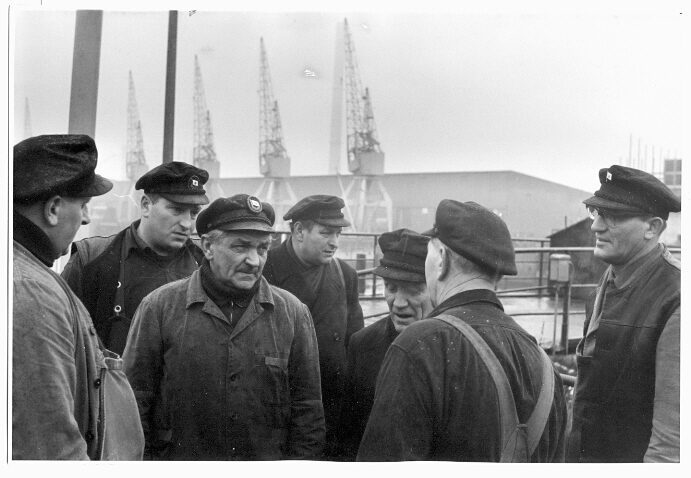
[357,289,567,461]
[338,316,398,460]
[569,247,680,463]
[264,239,364,449]
[61,222,204,355]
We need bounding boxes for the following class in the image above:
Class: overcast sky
[10,1,687,193]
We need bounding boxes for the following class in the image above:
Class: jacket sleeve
[344,264,364,348]
[122,295,166,458]
[644,307,680,462]
[60,246,85,299]
[12,278,90,460]
[286,303,326,458]
[357,340,434,461]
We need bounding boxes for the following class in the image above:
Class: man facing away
[337,228,432,459]
[123,194,325,460]
[568,165,680,462]
[357,200,567,461]
[13,134,143,460]
[263,194,364,457]
[62,161,209,354]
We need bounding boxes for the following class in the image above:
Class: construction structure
[121,70,149,223]
[254,38,296,227]
[340,18,392,232]
[193,54,225,201]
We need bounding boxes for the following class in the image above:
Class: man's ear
[438,246,451,281]
[644,217,666,239]
[293,221,304,242]
[141,194,152,218]
[43,195,62,227]
[200,235,214,260]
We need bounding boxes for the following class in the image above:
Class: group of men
[13,134,680,462]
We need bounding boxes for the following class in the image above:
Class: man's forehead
[316,224,342,233]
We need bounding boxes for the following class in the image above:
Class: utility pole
[162,10,178,163]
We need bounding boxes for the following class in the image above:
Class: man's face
[590,209,652,266]
[55,196,91,256]
[142,196,202,254]
[299,223,342,266]
[384,278,432,332]
[204,230,271,290]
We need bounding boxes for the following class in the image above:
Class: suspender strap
[333,257,346,291]
[435,314,554,461]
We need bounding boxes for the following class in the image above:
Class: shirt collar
[611,243,664,289]
[13,210,57,267]
[429,288,504,317]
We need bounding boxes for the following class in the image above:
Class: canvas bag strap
[435,314,554,459]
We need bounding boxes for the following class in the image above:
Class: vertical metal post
[68,10,103,137]
[537,240,545,297]
[371,234,378,297]
[162,10,178,163]
[356,253,366,294]
[561,282,571,352]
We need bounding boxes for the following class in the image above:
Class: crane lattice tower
[340,18,392,233]
[122,71,149,224]
[193,54,224,201]
[254,37,296,229]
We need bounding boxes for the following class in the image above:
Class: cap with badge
[374,229,430,283]
[283,195,351,227]
[135,161,210,205]
[196,194,275,235]
[583,164,681,220]
[425,199,517,276]
[14,134,113,202]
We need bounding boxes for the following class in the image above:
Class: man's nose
[591,215,607,232]
[245,247,260,266]
[81,205,91,225]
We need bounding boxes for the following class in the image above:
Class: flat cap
[196,194,275,235]
[135,161,210,205]
[14,134,113,202]
[374,229,429,283]
[284,195,351,227]
[426,199,517,276]
[583,165,681,220]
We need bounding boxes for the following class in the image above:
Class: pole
[162,11,178,163]
[560,282,571,352]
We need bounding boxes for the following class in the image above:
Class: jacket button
[89,327,97,336]
[230,374,237,382]
[94,378,102,388]
[333,332,341,342]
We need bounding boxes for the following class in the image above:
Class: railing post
[356,253,366,294]
[371,234,379,297]
[537,240,545,297]
[561,281,571,353]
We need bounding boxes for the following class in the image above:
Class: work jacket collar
[13,210,56,267]
[430,288,504,317]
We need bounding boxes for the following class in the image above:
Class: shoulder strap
[434,314,554,461]
[333,257,346,291]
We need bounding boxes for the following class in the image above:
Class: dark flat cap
[283,195,351,227]
[135,161,210,205]
[583,165,681,220]
[196,194,275,235]
[425,200,517,276]
[374,229,429,283]
[14,134,113,202]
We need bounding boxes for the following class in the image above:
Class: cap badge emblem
[247,196,263,213]
[606,172,612,182]
[189,175,200,189]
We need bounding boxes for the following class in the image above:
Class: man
[338,228,432,459]
[568,165,680,463]
[123,194,325,460]
[357,200,567,461]
[13,134,144,460]
[62,161,209,354]
[263,194,364,457]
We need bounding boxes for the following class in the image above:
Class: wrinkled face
[425,238,444,306]
[384,278,432,332]
[298,223,342,266]
[55,196,91,256]
[142,196,202,254]
[590,211,653,266]
[203,230,271,290]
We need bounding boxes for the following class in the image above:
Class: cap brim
[315,218,351,227]
[216,221,274,233]
[373,265,426,283]
[72,174,113,198]
[583,195,648,214]
[160,192,210,205]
